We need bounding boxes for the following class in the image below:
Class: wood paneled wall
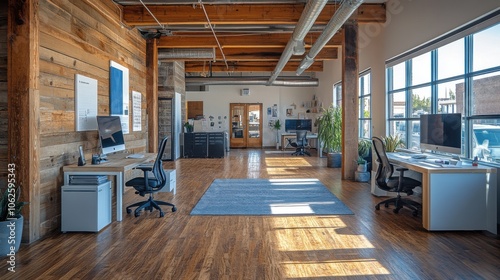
[0,5,6,190]
[33,0,147,239]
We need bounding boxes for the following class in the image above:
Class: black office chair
[372,136,421,216]
[125,136,177,217]
[288,130,311,156]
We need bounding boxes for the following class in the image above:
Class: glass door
[247,104,262,147]
[230,103,247,147]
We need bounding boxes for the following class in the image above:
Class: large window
[359,71,371,139]
[387,22,500,163]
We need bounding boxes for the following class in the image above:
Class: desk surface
[281,132,318,138]
[387,152,496,174]
[63,153,156,172]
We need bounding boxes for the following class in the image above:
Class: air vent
[240,88,250,96]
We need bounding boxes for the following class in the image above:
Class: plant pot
[355,171,370,182]
[357,164,367,172]
[327,152,342,168]
[0,215,23,256]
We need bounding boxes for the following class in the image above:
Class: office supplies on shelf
[69,175,108,185]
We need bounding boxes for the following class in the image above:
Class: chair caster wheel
[172,206,177,212]
[384,203,389,208]
[127,209,131,214]
[159,212,164,218]
[375,205,380,210]
[134,212,140,217]
[413,210,418,217]
[393,208,400,214]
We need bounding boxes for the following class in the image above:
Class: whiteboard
[75,74,98,131]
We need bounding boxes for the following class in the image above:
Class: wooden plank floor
[2,149,499,279]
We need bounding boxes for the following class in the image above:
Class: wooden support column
[146,39,159,152]
[8,0,40,242]
[341,20,359,180]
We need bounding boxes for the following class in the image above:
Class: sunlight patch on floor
[282,260,391,277]
[265,157,312,167]
[268,216,390,278]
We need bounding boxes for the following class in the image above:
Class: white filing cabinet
[159,169,176,194]
[61,181,112,232]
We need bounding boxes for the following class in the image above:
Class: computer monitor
[285,119,312,132]
[96,116,126,155]
[419,113,462,155]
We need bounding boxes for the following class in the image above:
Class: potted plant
[358,138,372,168]
[355,156,368,172]
[184,121,194,133]
[383,134,405,152]
[317,105,342,167]
[0,186,28,255]
[271,119,281,150]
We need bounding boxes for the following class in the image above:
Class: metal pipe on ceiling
[296,0,364,75]
[186,76,319,87]
[158,48,216,60]
[267,0,329,85]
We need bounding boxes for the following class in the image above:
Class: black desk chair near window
[288,130,311,156]
[372,136,421,216]
[125,136,177,217]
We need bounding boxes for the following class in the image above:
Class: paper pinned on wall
[132,91,141,131]
[75,74,98,131]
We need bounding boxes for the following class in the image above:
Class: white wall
[186,84,318,147]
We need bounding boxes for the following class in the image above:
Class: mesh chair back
[372,136,394,189]
[152,136,169,191]
[296,130,308,147]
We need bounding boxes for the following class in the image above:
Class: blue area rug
[190,178,354,216]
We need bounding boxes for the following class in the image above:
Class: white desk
[63,153,156,222]
[387,153,497,234]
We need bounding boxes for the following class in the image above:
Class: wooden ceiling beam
[185,61,323,73]
[121,4,385,26]
[157,32,342,48]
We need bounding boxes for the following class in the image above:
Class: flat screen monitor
[285,119,312,132]
[420,113,461,155]
[96,116,126,155]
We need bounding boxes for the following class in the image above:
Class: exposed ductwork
[186,76,319,87]
[158,48,216,61]
[296,0,364,75]
[267,0,329,85]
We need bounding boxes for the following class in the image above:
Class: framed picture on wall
[286,108,293,117]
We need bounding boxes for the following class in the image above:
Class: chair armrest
[134,163,153,171]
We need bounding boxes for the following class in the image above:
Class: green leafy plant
[317,105,342,153]
[355,156,367,165]
[0,187,28,221]
[383,134,405,152]
[271,119,282,144]
[358,139,371,158]
[184,121,194,132]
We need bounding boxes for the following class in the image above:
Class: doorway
[230,103,262,148]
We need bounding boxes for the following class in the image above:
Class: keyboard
[126,153,144,159]
[411,154,427,159]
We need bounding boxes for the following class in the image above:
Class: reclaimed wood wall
[0,5,6,190]
[34,0,147,239]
